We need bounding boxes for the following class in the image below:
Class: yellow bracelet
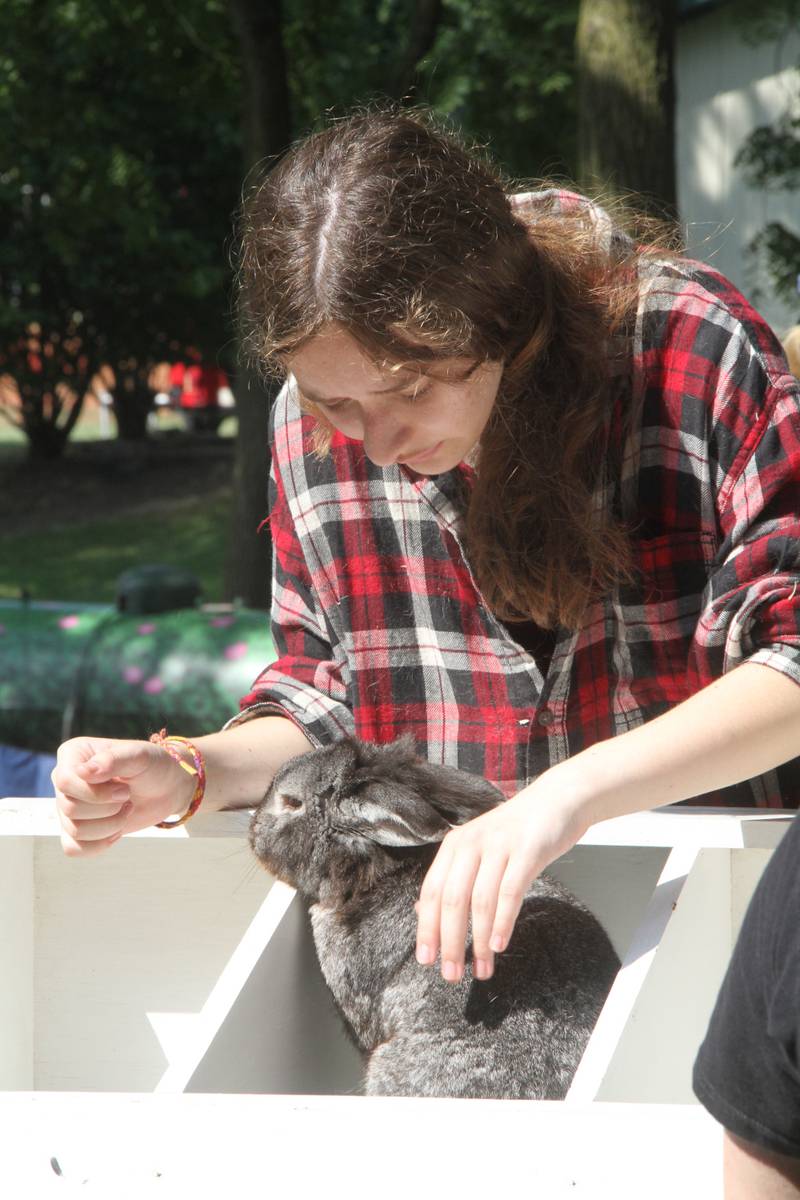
[149,729,206,828]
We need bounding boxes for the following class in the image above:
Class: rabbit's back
[311,868,619,1100]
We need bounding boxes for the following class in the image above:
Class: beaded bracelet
[149,729,207,828]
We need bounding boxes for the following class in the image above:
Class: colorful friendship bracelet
[149,729,207,828]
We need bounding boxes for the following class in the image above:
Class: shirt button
[537,708,554,727]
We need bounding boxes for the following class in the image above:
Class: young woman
[53,108,800,987]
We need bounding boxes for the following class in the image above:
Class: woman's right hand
[52,736,196,857]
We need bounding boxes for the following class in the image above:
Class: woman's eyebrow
[297,374,417,405]
[296,360,479,405]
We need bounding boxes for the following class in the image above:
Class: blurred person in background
[168,349,231,434]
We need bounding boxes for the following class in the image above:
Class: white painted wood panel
[0,796,791,1119]
[0,837,34,1089]
[0,829,272,1092]
[0,1092,723,1199]
[590,846,773,1104]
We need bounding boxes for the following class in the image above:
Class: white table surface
[3,1092,722,1200]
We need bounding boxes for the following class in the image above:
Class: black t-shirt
[693,814,800,1156]
[504,619,559,676]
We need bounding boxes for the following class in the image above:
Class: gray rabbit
[249,735,619,1099]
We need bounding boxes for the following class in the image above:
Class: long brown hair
[238,107,667,629]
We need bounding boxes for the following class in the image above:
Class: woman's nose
[361,413,411,467]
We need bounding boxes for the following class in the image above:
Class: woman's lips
[400,440,443,466]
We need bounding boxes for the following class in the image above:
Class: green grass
[0,490,232,604]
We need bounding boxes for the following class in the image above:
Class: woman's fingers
[53,740,165,816]
[55,783,131,821]
[73,741,157,787]
[415,835,455,966]
[487,857,531,956]
[53,738,155,797]
[60,827,126,858]
[469,847,511,977]
[415,775,590,983]
[59,800,132,845]
[51,738,171,857]
[436,834,483,980]
[415,783,581,982]
[417,825,509,981]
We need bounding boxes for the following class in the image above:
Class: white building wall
[676,8,800,336]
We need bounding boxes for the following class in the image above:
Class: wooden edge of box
[2,796,794,847]
[1,1092,722,1197]
[155,880,298,1093]
[567,843,700,1102]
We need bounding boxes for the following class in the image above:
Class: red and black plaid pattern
[238,224,800,807]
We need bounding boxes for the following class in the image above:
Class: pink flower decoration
[137,623,157,635]
[143,676,164,694]
[224,641,248,661]
[123,666,144,684]
[59,615,80,629]
[210,615,235,628]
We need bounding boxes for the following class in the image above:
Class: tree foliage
[1,0,582,463]
[281,0,580,180]
[0,0,242,454]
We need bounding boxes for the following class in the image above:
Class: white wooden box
[0,797,792,1198]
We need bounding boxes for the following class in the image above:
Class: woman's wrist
[188,716,314,813]
[156,741,201,821]
[529,753,606,839]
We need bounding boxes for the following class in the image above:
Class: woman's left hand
[415,767,591,982]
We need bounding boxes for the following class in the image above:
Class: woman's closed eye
[400,377,433,403]
[305,380,432,410]
[300,390,352,412]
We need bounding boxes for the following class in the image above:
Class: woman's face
[287,325,503,475]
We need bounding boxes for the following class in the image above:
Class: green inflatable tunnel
[0,565,275,756]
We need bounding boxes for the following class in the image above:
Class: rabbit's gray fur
[249,735,619,1100]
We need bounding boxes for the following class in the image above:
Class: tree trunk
[389,0,444,101]
[224,0,292,609]
[113,366,153,441]
[9,319,96,461]
[576,0,677,220]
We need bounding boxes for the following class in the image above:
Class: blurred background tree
[0,0,242,457]
[576,0,677,218]
[1,0,677,605]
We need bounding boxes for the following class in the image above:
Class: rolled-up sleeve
[691,371,800,688]
[230,387,355,747]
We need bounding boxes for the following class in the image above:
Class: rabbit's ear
[339,783,452,848]
[412,761,503,825]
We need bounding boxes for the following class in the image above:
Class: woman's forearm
[415,661,800,979]
[194,716,314,812]
[554,662,800,827]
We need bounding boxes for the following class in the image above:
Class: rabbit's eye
[278,793,304,812]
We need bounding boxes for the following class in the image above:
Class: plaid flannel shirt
[237,201,800,808]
